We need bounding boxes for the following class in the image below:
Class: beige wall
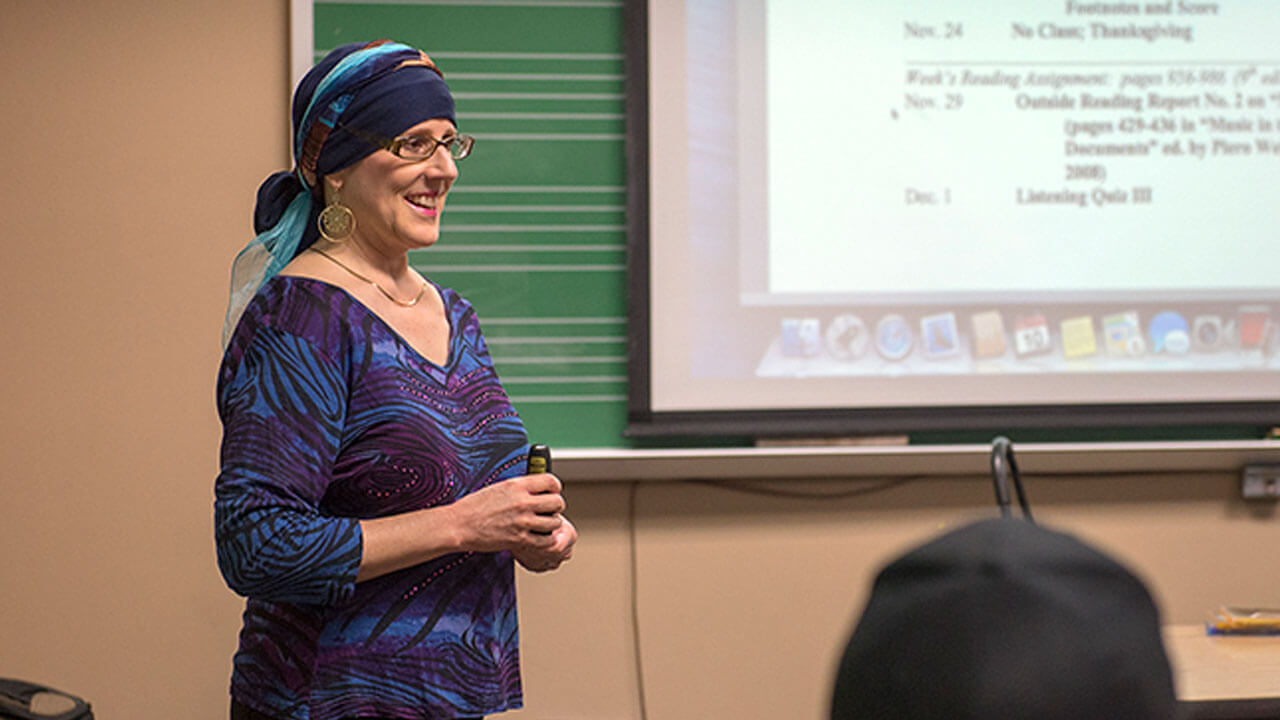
[512,470,1279,720]
[0,0,287,716]
[2,3,1277,720]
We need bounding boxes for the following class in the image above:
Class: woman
[215,40,577,720]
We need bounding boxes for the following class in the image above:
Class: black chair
[0,679,92,720]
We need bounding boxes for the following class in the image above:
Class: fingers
[547,515,577,553]
[526,511,563,537]
[512,532,572,573]
[529,488,566,517]
[517,514,576,562]
[515,473,565,537]
[519,471,562,494]
[514,552,560,573]
[456,473,570,554]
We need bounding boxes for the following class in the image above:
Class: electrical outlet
[1241,465,1280,500]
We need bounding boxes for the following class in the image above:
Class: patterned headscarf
[222,40,456,346]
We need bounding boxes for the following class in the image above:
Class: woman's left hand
[512,515,577,573]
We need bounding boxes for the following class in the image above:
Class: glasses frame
[337,122,475,162]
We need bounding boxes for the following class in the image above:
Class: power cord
[686,474,926,499]
[628,480,649,720]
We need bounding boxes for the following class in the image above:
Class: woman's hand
[356,472,573,582]
[512,514,577,573]
[452,472,567,552]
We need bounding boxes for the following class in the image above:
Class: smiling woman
[314,117,459,255]
[214,39,577,720]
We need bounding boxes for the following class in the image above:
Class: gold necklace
[310,248,428,307]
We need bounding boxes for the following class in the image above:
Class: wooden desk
[1165,625,1280,719]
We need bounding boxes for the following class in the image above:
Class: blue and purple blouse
[215,275,528,719]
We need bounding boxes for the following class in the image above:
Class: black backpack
[0,679,92,720]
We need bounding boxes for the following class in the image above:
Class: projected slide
[645,0,1280,418]
[746,0,1277,382]
[755,0,1276,300]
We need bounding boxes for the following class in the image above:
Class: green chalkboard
[312,0,629,448]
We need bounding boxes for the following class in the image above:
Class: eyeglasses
[337,122,475,162]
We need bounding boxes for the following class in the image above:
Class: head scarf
[830,518,1176,720]
[222,39,456,347]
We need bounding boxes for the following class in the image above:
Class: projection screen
[626,0,1280,437]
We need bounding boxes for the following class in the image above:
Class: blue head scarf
[222,40,456,346]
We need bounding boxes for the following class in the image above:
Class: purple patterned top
[215,276,527,719]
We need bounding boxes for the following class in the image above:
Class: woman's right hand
[355,472,566,583]
[453,472,566,553]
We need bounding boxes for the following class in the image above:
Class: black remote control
[527,444,555,534]
[527,443,551,474]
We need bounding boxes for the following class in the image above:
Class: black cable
[991,436,1015,518]
[991,436,1035,523]
[1007,443,1035,523]
[628,480,649,720]
[685,474,925,500]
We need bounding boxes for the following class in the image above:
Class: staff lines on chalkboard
[470,133,623,141]
[482,317,623,324]
[451,72,623,81]
[508,394,626,403]
[428,244,623,251]
[312,51,622,63]
[497,356,625,363]
[486,336,624,344]
[447,205,623,212]
[493,344,623,352]
[453,185,624,192]
[446,224,623,232]
[315,0,619,8]
[503,375,626,384]
[458,113,624,120]
[315,2,629,445]
[430,51,623,61]
[431,264,624,271]
[454,92,623,100]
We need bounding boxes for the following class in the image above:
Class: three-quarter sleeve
[214,326,362,605]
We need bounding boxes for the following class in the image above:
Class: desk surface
[1165,625,1280,714]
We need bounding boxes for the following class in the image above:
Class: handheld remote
[527,444,551,475]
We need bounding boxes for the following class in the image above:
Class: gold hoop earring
[318,190,355,243]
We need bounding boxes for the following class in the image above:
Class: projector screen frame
[622,0,1280,440]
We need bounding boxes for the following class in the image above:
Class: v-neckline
[278,274,455,371]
